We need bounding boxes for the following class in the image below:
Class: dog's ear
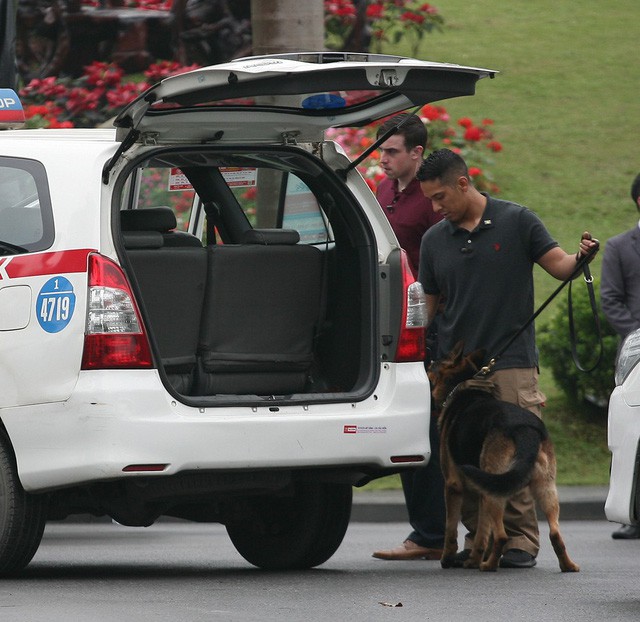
[451,340,465,362]
[468,348,487,369]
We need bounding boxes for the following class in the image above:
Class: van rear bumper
[3,364,432,492]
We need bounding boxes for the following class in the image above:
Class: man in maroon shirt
[371,113,446,561]
[375,113,442,277]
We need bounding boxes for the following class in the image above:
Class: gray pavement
[351,485,610,522]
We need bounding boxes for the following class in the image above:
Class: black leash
[568,259,603,372]
[476,244,601,377]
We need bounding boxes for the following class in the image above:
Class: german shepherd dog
[427,342,579,572]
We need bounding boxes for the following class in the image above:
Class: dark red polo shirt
[376,177,442,277]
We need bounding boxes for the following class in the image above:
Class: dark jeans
[401,319,445,548]
[401,411,446,548]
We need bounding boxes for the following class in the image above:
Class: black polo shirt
[418,195,558,369]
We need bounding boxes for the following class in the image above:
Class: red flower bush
[324,0,358,47]
[19,60,199,129]
[326,0,445,56]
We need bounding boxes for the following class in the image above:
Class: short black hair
[416,148,468,184]
[376,113,428,151]
[631,173,640,208]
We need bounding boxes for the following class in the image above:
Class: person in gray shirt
[600,172,640,540]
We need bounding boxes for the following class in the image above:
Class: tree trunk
[250,0,324,55]
[0,0,17,89]
[249,0,325,226]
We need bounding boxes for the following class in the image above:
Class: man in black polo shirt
[417,148,598,568]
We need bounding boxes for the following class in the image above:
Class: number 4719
[40,296,70,322]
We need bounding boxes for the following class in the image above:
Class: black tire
[226,481,352,570]
[0,429,47,576]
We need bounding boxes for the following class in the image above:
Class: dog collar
[441,377,498,411]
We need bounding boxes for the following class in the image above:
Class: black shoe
[499,548,537,569]
[612,524,640,540]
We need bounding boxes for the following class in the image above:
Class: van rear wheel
[226,481,352,570]
[0,430,47,575]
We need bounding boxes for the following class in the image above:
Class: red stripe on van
[0,249,96,280]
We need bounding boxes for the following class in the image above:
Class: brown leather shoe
[372,539,443,560]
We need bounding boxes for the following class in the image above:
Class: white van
[606,329,640,527]
[0,52,495,573]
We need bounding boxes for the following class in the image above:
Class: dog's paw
[440,556,456,569]
[560,562,580,573]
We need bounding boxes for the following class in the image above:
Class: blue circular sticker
[36,276,76,333]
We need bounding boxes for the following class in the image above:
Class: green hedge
[537,281,619,417]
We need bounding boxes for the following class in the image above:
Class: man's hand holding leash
[577,231,599,263]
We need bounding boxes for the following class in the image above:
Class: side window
[224,167,333,244]
[135,166,197,232]
[281,175,332,244]
[0,157,54,253]
[223,167,273,227]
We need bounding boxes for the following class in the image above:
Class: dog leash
[475,243,601,378]
[568,259,603,372]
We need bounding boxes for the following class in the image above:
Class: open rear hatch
[113,52,496,144]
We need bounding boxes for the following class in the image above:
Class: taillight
[81,253,153,369]
[394,250,427,362]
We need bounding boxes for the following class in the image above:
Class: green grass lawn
[362,0,640,489]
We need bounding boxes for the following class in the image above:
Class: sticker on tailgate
[36,276,76,333]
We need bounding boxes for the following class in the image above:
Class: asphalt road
[0,518,636,622]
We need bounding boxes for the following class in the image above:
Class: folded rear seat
[196,229,323,395]
[120,207,207,394]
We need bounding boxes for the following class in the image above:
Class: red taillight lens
[82,334,153,369]
[395,250,427,363]
[81,253,153,369]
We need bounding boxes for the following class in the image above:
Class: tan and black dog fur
[427,342,579,572]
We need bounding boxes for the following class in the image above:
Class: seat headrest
[122,231,164,250]
[120,207,177,233]
[241,229,300,245]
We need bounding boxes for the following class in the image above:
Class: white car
[606,329,640,526]
[0,52,495,572]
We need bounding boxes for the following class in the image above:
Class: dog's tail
[459,428,541,497]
